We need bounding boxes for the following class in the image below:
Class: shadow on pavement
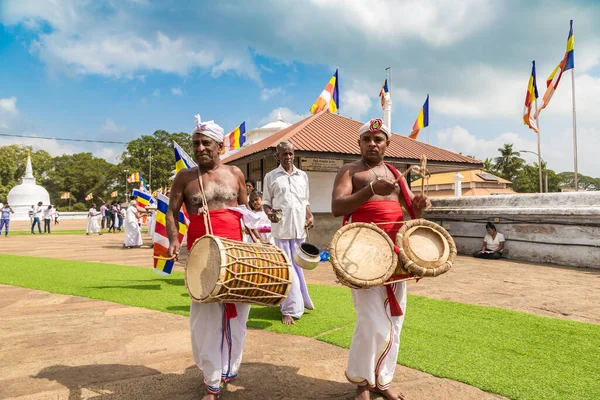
[32,362,355,399]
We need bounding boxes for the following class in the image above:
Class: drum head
[396,219,456,277]
[185,236,222,301]
[329,223,397,288]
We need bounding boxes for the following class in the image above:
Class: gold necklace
[363,159,388,180]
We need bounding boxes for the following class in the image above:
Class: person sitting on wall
[473,222,505,259]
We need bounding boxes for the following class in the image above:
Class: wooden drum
[185,235,292,306]
[328,223,397,289]
[395,219,456,278]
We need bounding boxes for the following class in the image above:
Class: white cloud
[0,97,18,114]
[311,0,497,47]
[341,90,372,120]
[260,87,285,101]
[0,135,122,163]
[258,107,310,126]
[1,1,260,81]
[434,125,599,176]
[152,89,160,96]
[171,87,183,96]
[101,118,127,133]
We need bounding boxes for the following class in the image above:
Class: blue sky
[1,0,600,176]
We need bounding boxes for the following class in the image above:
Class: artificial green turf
[0,254,598,400]
[318,296,600,400]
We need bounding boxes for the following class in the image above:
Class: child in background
[249,191,273,244]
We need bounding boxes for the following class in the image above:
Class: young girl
[248,191,273,244]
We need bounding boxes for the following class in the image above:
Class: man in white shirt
[31,201,43,234]
[263,140,315,325]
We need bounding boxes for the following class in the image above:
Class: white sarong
[190,301,251,394]
[273,238,315,318]
[124,221,143,247]
[345,282,407,391]
[86,216,100,233]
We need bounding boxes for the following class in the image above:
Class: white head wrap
[358,118,391,140]
[192,114,224,143]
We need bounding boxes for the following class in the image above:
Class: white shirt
[262,165,310,240]
[44,208,54,219]
[484,232,505,252]
[33,205,43,218]
[126,203,139,224]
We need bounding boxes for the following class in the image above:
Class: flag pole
[385,67,392,132]
[571,66,578,191]
[534,99,543,193]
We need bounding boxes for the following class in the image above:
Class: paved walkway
[0,285,504,400]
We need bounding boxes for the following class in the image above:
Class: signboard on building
[300,157,344,172]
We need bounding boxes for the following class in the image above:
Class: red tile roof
[223,111,481,166]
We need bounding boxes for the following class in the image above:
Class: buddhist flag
[224,122,246,153]
[132,189,155,209]
[538,20,574,116]
[60,192,70,199]
[309,69,339,114]
[409,95,429,140]
[379,79,389,109]
[523,61,539,133]
[85,193,93,200]
[127,172,141,183]
[174,141,197,172]
[153,193,188,275]
[110,191,118,198]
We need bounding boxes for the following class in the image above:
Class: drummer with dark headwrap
[167,115,253,400]
[331,118,430,400]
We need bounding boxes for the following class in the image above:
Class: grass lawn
[0,254,598,400]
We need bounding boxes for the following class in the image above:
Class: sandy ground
[0,285,505,400]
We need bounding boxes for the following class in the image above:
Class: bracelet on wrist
[369,180,376,195]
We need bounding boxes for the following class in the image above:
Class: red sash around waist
[187,209,242,251]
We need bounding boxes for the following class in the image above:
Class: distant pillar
[453,172,464,196]
[383,96,392,131]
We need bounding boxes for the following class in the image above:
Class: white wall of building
[307,171,336,213]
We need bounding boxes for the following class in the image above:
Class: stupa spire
[23,154,36,183]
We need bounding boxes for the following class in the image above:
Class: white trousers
[273,238,315,318]
[190,302,251,394]
[345,282,407,391]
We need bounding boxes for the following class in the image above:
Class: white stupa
[7,154,50,220]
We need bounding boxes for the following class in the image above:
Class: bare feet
[370,386,407,400]
[355,386,370,400]
[201,394,217,400]
[282,315,295,325]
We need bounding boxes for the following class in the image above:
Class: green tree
[494,144,525,182]
[120,130,192,193]
[41,153,121,208]
[0,145,53,201]
[482,158,496,173]
[557,172,599,191]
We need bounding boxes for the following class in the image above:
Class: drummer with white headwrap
[331,118,430,400]
[167,115,254,400]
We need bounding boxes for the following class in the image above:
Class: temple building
[222,111,482,247]
[7,154,50,220]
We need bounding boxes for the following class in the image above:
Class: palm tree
[482,158,495,173]
[494,144,525,181]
